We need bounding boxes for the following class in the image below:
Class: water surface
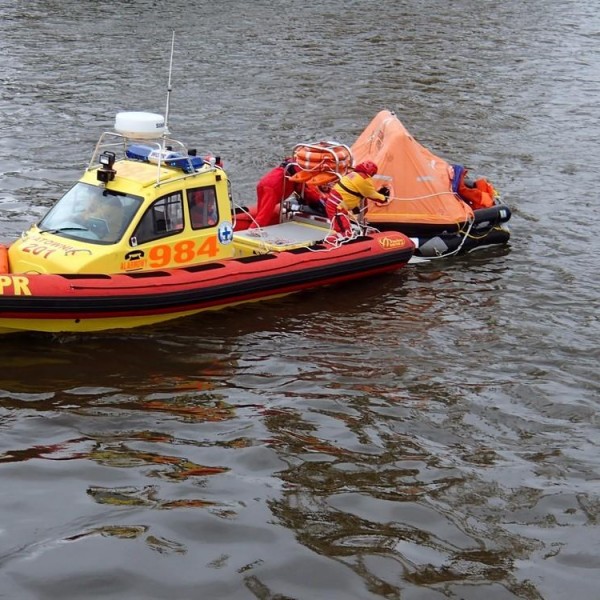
[1,1,599,598]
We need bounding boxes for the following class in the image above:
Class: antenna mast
[163,31,175,137]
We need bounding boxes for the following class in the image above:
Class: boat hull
[373,204,512,257]
[411,225,510,258]
[0,231,413,334]
[236,204,511,258]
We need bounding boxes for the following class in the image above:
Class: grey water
[0,1,599,598]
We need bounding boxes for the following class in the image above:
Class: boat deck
[233,219,329,252]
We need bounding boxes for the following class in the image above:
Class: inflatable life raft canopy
[114,112,167,139]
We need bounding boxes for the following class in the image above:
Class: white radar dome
[114,112,166,139]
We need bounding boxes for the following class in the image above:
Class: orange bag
[458,171,496,209]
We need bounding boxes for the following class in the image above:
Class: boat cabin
[7,112,349,277]
[8,113,242,275]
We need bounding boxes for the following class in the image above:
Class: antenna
[163,31,175,138]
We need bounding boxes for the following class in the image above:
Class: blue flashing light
[166,155,205,173]
[126,144,155,161]
[125,145,205,173]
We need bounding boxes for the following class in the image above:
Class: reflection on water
[1,0,600,598]
[265,399,543,598]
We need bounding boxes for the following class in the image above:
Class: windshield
[38,182,143,244]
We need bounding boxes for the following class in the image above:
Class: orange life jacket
[457,169,496,210]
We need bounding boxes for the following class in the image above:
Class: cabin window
[38,182,142,245]
[187,186,218,230]
[132,192,184,245]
